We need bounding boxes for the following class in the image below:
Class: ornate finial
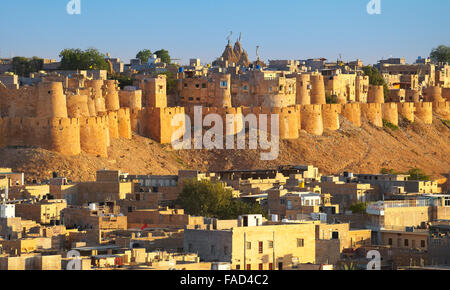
[227,31,233,45]
[256,46,260,60]
[239,32,242,42]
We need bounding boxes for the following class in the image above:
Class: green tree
[109,73,133,89]
[59,48,109,71]
[12,56,43,76]
[430,45,450,64]
[348,202,367,214]
[407,168,431,181]
[154,49,171,64]
[177,179,264,219]
[363,65,389,100]
[136,49,152,64]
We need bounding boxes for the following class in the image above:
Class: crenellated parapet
[414,102,433,124]
[361,103,383,127]
[381,103,399,126]
[300,104,323,136]
[322,104,341,131]
[341,103,361,128]
[398,102,415,122]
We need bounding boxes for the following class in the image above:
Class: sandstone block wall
[381,103,399,126]
[322,104,341,131]
[414,102,433,124]
[398,102,415,122]
[368,85,384,104]
[341,103,361,127]
[361,103,383,127]
[300,104,323,135]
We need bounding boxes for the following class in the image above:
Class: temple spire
[227,31,233,46]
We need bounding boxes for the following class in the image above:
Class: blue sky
[0,0,449,66]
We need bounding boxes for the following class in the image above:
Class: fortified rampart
[0,80,133,157]
[414,102,433,124]
[310,74,326,105]
[341,103,361,128]
[367,85,385,104]
[322,104,341,131]
[300,104,323,135]
[361,103,383,127]
[433,101,450,120]
[1,74,449,158]
[423,86,444,103]
[381,103,399,126]
[398,103,415,122]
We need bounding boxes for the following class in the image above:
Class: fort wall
[119,89,142,110]
[79,116,109,157]
[36,82,68,118]
[414,102,433,124]
[117,108,132,139]
[433,101,450,120]
[139,107,185,144]
[341,103,361,128]
[361,103,383,127]
[381,103,399,126]
[405,89,421,103]
[296,74,311,105]
[300,104,323,135]
[103,80,120,111]
[310,75,326,105]
[443,88,450,101]
[49,118,81,155]
[66,94,90,118]
[367,85,384,104]
[322,104,341,131]
[398,103,415,122]
[107,110,119,139]
[423,86,443,103]
[142,75,167,108]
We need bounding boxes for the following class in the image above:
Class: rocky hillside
[0,114,448,183]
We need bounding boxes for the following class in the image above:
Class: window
[236,265,241,270]
[278,262,283,270]
[259,264,263,270]
[268,241,273,249]
[332,232,339,240]
[202,83,207,88]
[445,198,450,207]
[287,200,292,210]
[421,240,426,248]
[269,263,273,270]
[388,238,393,246]
[258,241,263,254]
[297,238,304,247]
[246,264,251,270]
[220,81,227,88]
[246,242,251,250]
[243,85,248,90]
[404,239,409,247]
